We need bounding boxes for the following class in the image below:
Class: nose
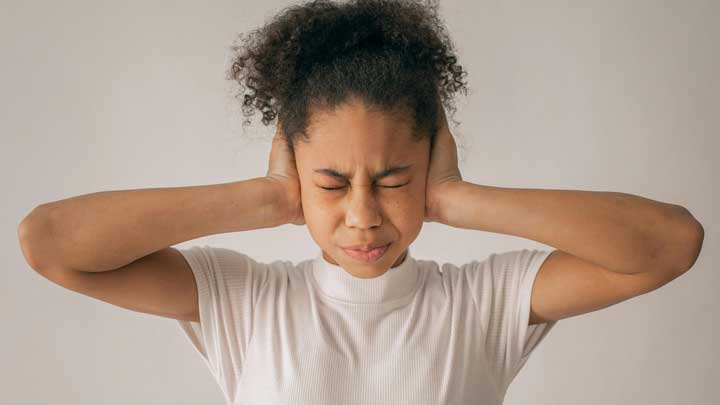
[344,184,382,229]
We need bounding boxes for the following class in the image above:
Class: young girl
[20,0,702,404]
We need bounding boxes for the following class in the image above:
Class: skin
[266,95,462,279]
[262,96,705,329]
[293,99,430,279]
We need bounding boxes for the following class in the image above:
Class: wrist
[427,180,465,225]
[259,176,299,226]
[223,177,288,229]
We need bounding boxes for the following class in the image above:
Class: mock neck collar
[311,247,419,304]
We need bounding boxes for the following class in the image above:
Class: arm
[434,181,704,277]
[425,98,703,278]
[424,102,704,326]
[18,177,290,273]
[433,182,705,325]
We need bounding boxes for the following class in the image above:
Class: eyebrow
[313,165,413,181]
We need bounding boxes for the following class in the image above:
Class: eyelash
[319,183,409,191]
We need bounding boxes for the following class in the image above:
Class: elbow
[18,206,55,272]
[684,218,704,271]
[670,206,704,275]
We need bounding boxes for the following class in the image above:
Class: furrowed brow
[313,165,412,181]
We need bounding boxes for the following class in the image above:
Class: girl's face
[294,99,431,278]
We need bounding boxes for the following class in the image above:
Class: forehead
[297,101,422,162]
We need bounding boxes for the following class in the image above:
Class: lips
[341,242,391,263]
[342,242,390,251]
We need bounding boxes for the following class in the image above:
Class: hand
[265,124,305,226]
[425,101,463,223]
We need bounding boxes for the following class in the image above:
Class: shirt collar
[311,246,418,304]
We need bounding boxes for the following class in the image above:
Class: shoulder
[411,257,475,297]
[181,245,308,269]
[436,249,551,277]
[415,249,551,293]
[178,245,313,286]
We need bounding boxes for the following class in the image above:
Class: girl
[19,0,702,404]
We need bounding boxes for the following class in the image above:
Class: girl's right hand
[265,124,305,226]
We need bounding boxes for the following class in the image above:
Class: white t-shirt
[176,245,558,404]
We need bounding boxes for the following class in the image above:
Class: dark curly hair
[226,0,469,154]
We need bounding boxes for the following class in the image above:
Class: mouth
[341,242,391,263]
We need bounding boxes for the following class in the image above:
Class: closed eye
[319,183,409,190]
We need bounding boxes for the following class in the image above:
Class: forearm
[18,177,287,272]
[437,181,703,275]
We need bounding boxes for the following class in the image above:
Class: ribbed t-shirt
[176,245,558,404]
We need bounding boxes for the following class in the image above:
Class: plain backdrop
[2,0,717,404]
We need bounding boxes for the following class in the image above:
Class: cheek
[300,193,341,242]
[388,192,425,226]
[383,193,425,245]
[400,179,427,211]
[300,198,335,248]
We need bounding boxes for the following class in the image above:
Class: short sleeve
[465,248,558,396]
[176,245,267,404]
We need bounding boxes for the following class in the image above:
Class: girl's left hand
[425,101,463,223]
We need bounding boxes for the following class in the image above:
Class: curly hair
[226,0,469,153]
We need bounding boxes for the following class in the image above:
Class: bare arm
[18,177,289,273]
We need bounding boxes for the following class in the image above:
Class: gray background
[3,0,717,403]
